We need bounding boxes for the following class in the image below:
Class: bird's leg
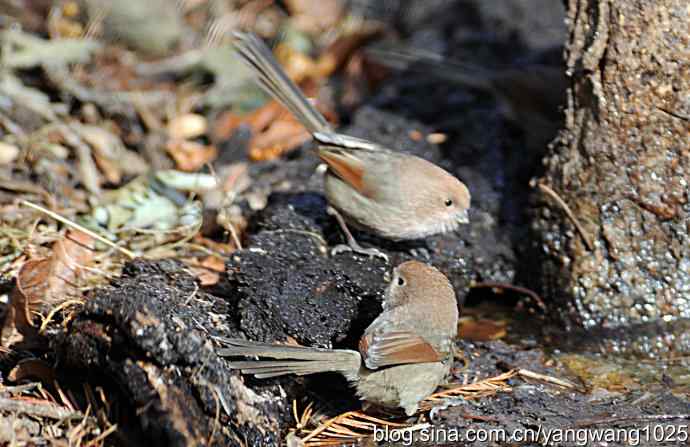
[327,207,388,262]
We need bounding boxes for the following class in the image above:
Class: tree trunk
[533,0,690,329]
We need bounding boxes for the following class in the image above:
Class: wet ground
[55,257,690,445]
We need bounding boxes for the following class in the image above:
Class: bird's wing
[359,330,442,370]
[313,132,383,151]
[315,132,396,199]
[318,147,371,196]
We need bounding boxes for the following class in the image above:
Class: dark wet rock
[420,386,690,447]
[248,191,331,236]
[55,259,288,447]
[226,231,388,348]
[454,340,553,379]
[402,340,690,446]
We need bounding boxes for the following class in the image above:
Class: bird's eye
[397,276,405,286]
[444,199,453,207]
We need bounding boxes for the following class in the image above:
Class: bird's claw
[409,247,431,260]
[331,244,389,262]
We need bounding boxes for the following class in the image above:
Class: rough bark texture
[532,0,690,329]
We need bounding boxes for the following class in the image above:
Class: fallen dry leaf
[166,139,218,171]
[249,118,311,161]
[458,318,508,341]
[315,26,383,78]
[213,79,339,161]
[211,101,287,142]
[246,101,294,133]
[1,230,94,348]
[74,124,125,184]
[168,113,208,140]
[192,235,238,256]
[200,255,226,272]
[213,101,313,161]
[211,111,245,142]
[284,0,343,34]
[187,255,227,286]
[275,43,318,83]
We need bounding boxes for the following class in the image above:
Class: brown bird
[232,33,471,261]
[217,260,459,415]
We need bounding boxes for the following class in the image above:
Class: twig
[624,194,676,220]
[207,386,221,446]
[183,281,200,305]
[208,163,243,251]
[293,400,315,430]
[55,380,76,411]
[537,182,594,251]
[0,396,83,420]
[301,411,364,443]
[39,299,84,334]
[20,200,136,259]
[421,370,516,408]
[656,106,689,121]
[59,124,101,196]
[297,370,518,445]
[0,382,42,395]
[68,405,92,445]
[472,282,546,310]
[85,423,117,447]
[518,369,577,389]
[301,411,408,443]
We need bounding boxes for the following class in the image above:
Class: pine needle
[294,370,517,446]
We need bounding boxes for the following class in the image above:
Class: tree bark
[533,0,690,329]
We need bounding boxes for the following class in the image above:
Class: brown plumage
[232,33,471,260]
[217,260,459,415]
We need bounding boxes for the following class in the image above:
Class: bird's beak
[457,209,469,224]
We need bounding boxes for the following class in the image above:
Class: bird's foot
[409,247,431,260]
[331,243,389,262]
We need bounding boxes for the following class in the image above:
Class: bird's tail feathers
[232,32,331,134]
[218,338,361,379]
